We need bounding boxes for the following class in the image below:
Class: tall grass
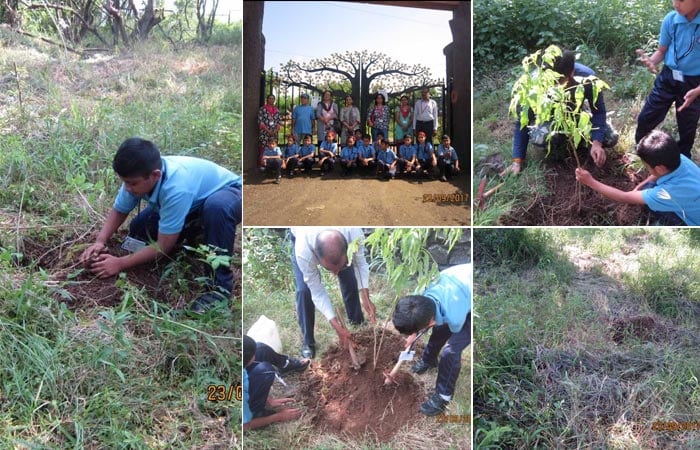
[474,229,700,449]
[0,27,243,448]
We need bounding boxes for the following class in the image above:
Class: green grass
[241,229,471,449]
[474,229,700,449]
[0,28,243,448]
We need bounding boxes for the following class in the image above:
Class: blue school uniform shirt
[292,104,316,135]
[263,146,282,157]
[113,156,241,235]
[641,155,700,225]
[422,264,471,333]
[320,140,337,155]
[360,143,375,159]
[660,11,700,75]
[377,149,396,164]
[416,142,434,160]
[242,369,252,425]
[399,144,416,160]
[340,145,358,160]
[437,145,459,164]
[299,144,315,158]
[284,143,300,158]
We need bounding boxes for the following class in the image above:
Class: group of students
[261,129,460,183]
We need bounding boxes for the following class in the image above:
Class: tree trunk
[243,1,265,172]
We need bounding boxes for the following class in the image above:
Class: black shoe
[189,292,228,314]
[275,176,281,184]
[440,175,447,182]
[412,359,437,374]
[280,357,310,374]
[301,344,315,359]
[420,392,448,416]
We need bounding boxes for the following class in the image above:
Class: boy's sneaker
[412,359,437,374]
[279,357,310,375]
[440,175,447,182]
[275,177,281,184]
[189,291,229,314]
[420,392,448,416]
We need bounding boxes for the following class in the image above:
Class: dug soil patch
[300,328,426,442]
[19,231,241,310]
[503,151,653,226]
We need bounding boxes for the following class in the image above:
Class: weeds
[0,22,242,448]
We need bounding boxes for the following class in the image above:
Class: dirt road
[243,169,470,226]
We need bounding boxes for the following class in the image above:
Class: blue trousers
[128,185,242,296]
[289,231,364,347]
[371,127,388,142]
[421,312,471,398]
[245,360,276,416]
[636,66,700,158]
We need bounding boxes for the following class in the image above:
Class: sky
[262,1,453,84]
[163,0,242,21]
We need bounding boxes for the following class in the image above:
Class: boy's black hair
[376,132,385,139]
[636,130,681,171]
[392,295,435,335]
[362,133,371,140]
[113,137,162,178]
[243,335,256,366]
[552,48,575,77]
[303,134,312,141]
[355,129,363,134]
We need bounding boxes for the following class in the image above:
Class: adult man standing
[413,87,439,142]
[290,228,377,358]
[291,93,316,144]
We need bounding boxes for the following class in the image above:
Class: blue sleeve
[574,63,595,77]
[243,370,252,425]
[113,185,139,214]
[659,12,675,47]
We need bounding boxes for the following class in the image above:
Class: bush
[475,0,668,70]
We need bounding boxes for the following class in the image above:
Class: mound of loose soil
[610,315,668,344]
[300,328,426,442]
[19,231,241,310]
[503,151,653,225]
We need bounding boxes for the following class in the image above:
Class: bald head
[315,230,349,275]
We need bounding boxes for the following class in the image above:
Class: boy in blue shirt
[436,134,461,182]
[291,93,316,144]
[389,264,471,416]
[339,136,359,176]
[415,130,436,179]
[376,138,397,179]
[298,134,316,175]
[357,134,376,175]
[80,137,242,313]
[318,130,338,177]
[282,135,300,178]
[243,335,306,430]
[576,129,700,225]
[636,1,700,158]
[397,134,418,176]
[262,138,283,184]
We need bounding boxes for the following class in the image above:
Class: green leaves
[509,46,609,165]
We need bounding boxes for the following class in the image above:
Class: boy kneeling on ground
[389,264,471,416]
[79,137,242,313]
[575,129,700,225]
[243,335,308,430]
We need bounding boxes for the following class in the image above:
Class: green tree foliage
[474,0,668,70]
[509,45,609,164]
